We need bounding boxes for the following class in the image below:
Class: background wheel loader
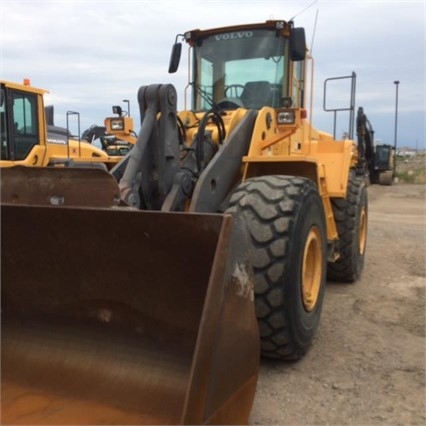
[2,19,370,424]
[0,79,129,169]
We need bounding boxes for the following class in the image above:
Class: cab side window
[0,89,7,159]
[12,91,38,160]
[292,60,305,108]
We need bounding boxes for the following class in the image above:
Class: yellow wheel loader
[2,20,369,424]
[0,79,126,169]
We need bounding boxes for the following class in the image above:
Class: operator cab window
[292,60,305,108]
[11,91,38,160]
[193,29,288,111]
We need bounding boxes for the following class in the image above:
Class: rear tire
[227,176,327,360]
[327,173,368,282]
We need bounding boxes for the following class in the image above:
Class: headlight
[277,110,295,125]
[110,118,124,131]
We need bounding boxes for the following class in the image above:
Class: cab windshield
[192,29,289,111]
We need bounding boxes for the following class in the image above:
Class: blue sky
[1,0,425,149]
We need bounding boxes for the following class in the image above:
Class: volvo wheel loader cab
[2,19,369,425]
[0,79,124,169]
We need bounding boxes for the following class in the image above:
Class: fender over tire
[227,175,327,360]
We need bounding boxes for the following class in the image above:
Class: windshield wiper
[191,83,220,112]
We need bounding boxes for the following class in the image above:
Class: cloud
[1,0,424,147]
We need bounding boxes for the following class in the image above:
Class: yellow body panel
[45,138,123,167]
[0,139,123,168]
[177,105,356,243]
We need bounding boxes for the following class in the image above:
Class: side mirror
[290,27,306,61]
[168,42,182,74]
[45,105,54,125]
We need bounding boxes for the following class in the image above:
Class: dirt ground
[250,183,426,425]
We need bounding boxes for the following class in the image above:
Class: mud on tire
[327,173,368,282]
[227,175,327,360]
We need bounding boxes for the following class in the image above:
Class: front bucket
[1,202,259,424]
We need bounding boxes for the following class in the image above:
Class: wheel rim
[302,226,323,312]
[359,206,367,255]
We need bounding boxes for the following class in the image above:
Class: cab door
[0,85,47,166]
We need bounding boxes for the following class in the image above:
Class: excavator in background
[356,106,395,185]
[0,79,126,169]
[372,143,395,185]
[2,20,371,424]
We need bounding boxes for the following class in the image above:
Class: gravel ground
[250,183,426,425]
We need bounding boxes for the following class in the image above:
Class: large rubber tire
[327,173,368,282]
[227,176,327,360]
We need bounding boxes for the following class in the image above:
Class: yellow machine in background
[104,104,138,145]
[0,79,125,169]
[81,104,137,156]
[2,20,370,424]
